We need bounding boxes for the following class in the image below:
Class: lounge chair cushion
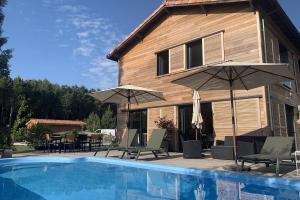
[241,137,294,163]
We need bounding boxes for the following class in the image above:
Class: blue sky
[3,0,300,89]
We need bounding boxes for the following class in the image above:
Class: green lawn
[13,145,34,152]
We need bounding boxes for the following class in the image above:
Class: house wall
[117,3,270,151]
[260,11,300,145]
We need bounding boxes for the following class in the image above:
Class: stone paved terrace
[10,150,299,179]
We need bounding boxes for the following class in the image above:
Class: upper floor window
[186,39,203,69]
[279,43,288,63]
[157,50,169,76]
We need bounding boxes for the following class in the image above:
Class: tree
[25,125,51,148]
[0,0,12,78]
[101,106,116,129]
[85,112,101,132]
[11,96,31,142]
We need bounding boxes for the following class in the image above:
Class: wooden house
[107,0,300,151]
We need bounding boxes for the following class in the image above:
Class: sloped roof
[26,119,86,126]
[107,0,300,61]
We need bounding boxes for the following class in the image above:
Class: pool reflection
[1,162,300,200]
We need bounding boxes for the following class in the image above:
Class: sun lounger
[240,137,294,176]
[94,129,137,157]
[121,129,169,160]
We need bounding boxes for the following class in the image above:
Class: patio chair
[44,133,61,153]
[93,129,137,156]
[89,134,102,151]
[121,129,169,160]
[62,133,76,153]
[77,134,89,151]
[240,137,294,176]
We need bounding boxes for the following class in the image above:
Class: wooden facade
[109,0,300,151]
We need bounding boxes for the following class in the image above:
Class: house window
[298,60,300,73]
[186,39,203,69]
[283,81,292,89]
[279,43,288,63]
[157,50,169,76]
[279,43,291,89]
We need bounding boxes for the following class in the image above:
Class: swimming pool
[0,157,299,200]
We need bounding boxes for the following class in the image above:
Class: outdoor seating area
[40,128,299,177]
[44,131,104,153]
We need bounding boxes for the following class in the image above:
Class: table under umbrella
[172,61,294,165]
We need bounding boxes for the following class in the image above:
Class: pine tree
[101,106,116,129]
[85,112,101,132]
[0,0,12,78]
[12,97,31,142]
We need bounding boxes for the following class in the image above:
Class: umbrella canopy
[89,85,164,148]
[89,85,164,104]
[172,62,294,164]
[173,62,293,91]
[192,90,203,140]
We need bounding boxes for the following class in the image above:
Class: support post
[229,80,238,165]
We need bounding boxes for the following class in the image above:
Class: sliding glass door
[179,103,214,149]
[129,109,147,146]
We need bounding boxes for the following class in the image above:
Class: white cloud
[77,31,89,39]
[58,5,87,13]
[50,1,124,88]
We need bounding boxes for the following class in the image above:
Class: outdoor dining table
[50,132,103,152]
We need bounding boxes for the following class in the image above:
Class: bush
[84,112,101,132]
[154,117,175,131]
[0,127,12,149]
[25,125,52,148]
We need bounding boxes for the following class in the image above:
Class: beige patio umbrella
[172,61,294,165]
[89,85,164,147]
[192,90,203,140]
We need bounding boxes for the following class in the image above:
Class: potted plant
[154,117,176,152]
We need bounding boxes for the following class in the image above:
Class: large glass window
[285,105,295,137]
[186,39,203,69]
[279,43,291,89]
[129,109,147,146]
[279,43,289,63]
[157,50,169,76]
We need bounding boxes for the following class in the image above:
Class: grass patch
[12,145,34,152]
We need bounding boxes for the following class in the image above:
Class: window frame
[185,38,204,70]
[156,50,170,76]
[279,43,289,64]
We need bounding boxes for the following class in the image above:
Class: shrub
[25,125,52,148]
[84,112,101,132]
[0,127,12,149]
[154,117,175,131]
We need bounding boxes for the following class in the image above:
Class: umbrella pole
[127,95,130,149]
[230,80,238,165]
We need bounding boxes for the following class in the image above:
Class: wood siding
[203,32,224,64]
[262,15,300,138]
[170,45,185,72]
[213,98,264,141]
[116,2,300,150]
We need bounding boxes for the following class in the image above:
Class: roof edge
[107,0,300,61]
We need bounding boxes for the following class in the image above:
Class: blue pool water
[0,157,300,200]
